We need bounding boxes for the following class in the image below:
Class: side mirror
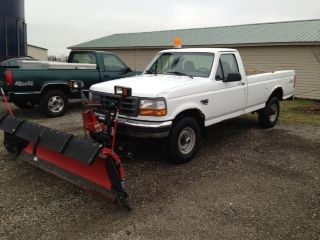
[223,73,242,82]
[69,80,84,91]
[124,67,132,73]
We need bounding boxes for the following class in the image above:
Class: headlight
[139,98,167,116]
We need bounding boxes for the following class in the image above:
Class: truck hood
[90,74,197,97]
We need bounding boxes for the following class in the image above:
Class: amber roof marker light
[173,37,183,48]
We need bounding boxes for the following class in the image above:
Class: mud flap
[0,115,129,209]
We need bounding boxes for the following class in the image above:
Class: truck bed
[245,70,295,113]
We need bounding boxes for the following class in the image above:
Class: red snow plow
[0,83,133,210]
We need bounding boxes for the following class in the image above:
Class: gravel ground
[0,103,319,240]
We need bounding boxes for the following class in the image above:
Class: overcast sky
[25,0,320,56]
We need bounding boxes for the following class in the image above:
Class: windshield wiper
[145,69,156,75]
[166,71,193,79]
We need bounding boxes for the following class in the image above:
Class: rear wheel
[258,97,280,128]
[163,117,201,164]
[40,90,68,117]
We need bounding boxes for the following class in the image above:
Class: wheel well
[41,84,71,97]
[173,109,206,136]
[270,87,283,101]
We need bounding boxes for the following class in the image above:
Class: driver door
[207,53,246,122]
[101,54,130,82]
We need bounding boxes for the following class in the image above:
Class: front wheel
[40,90,68,117]
[163,117,201,164]
[258,97,280,128]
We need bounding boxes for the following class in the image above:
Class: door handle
[238,82,245,86]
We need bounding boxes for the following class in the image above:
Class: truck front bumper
[117,118,172,139]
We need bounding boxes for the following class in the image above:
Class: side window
[215,54,239,81]
[103,54,127,72]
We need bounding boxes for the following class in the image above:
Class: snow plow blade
[0,114,129,209]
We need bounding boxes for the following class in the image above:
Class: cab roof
[159,48,237,54]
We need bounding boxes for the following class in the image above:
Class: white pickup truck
[90,48,295,163]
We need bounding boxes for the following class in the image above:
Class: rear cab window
[70,52,97,64]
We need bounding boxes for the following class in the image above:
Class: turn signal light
[139,109,167,116]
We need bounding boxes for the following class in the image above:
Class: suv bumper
[117,118,172,138]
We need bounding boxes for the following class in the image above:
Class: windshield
[146,52,214,78]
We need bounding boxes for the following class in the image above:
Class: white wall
[27,45,48,61]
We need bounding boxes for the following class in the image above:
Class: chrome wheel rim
[48,96,64,113]
[269,102,278,122]
[178,127,196,155]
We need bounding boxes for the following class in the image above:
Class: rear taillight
[5,71,15,87]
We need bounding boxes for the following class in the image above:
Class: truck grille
[91,91,139,117]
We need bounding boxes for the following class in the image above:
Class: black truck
[0,51,139,117]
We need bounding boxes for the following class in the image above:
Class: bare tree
[48,55,67,62]
[48,55,57,61]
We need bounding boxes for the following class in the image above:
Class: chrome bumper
[118,118,172,128]
[117,118,172,138]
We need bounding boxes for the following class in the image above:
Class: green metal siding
[70,19,320,49]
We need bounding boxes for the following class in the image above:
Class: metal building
[0,0,27,61]
[69,19,320,100]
